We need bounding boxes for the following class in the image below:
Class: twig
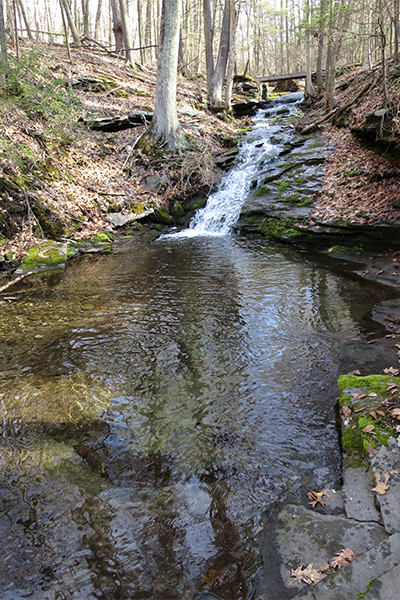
[0,272,32,293]
[22,189,44,238]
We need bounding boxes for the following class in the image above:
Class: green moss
[92,233,111,243]
[247,217,256,225]
[338,374,394,394]
[294,177,306,184]
[342,427,364,455]
[339,394,351,406]
[258,217,303,240]
[256,185,268,196]
[356,579,376,599]
[21,242,67,269]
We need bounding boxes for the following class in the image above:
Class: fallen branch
[0,272,32,293]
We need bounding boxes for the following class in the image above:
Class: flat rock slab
[291,533,400,600]
[257,503,388,599]
[371,439,400,534]
[107,209,155,228]
[342,466,381,523]
[361,563,400,599]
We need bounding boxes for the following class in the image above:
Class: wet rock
[371,439,400,534]
[257,503,388,600]
[215,148,239,170]
[342,466,382,523]
[290,533,400,600]
[361,563,400,599]
[232,100,261,117]
[233,75,263,100]
[170,201,185,219]
[154,206,174,225]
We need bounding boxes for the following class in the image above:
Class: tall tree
[110,0,123,51]
[60,0,81,46]
[150,0,186,150]
[0,0,7,70]
[203,0,231,105]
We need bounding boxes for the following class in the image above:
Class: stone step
[361,563,400,599]
[291,532,400,599]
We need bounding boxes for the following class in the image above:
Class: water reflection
[0,237,388,599]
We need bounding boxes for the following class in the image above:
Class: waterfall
[171,93,303,238]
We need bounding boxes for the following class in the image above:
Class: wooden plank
[256,72,306,83]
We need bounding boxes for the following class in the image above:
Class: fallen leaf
[369,410,378,419]
[342,406,352,418]
[355,407,365,413]
[357,393,367,399]
[348,369,361,375]
[376,410,386,417]
[371,472,390,495]
[367,339,376,344]
[367,392,378,398]
[330,548,355,570]
[291,563,326,586]
[367,445,377,457]
[362,424,375,433]
[384,367,400,375]
[307,488,331,508]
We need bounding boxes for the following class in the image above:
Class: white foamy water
[176,138,276,238]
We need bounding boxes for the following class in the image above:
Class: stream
[0,95,394,600]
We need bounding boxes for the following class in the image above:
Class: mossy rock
[339,375,399,455]
[154,206,174,225]
[19,242,68,271]
[170,201,185,219]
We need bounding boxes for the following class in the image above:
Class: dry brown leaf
[369,410,377,420]
[367,445,377,457]
[371,472,390,495]
[357,393,367,399]
[376,410,386,417]
[390,408,400,417]
[384,367,400,375]
[368,392,378,398]
[362,424,375,433]
[291,563,326,586]
[348,369,361,375]
[341,406,352,418]
[307,488,331,508]
[330,548,355,570]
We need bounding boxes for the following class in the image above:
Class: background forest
[0,0,399,85]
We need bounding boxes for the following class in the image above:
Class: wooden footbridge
[255,71,306,83]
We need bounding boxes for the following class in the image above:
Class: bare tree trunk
[316,0,326,92]
[60,0,72,61]
[60,0,81,46]
[225,0,236,113]
[0,0,8,69]
[394,0,399,61]
[94,0,102,39]
[110,0,123,51]
[305,0,316,98]
[145,0,152,62]
[137,0,143,62]
[203,0,214,101]
[118,0,134,65]
[17,0,32,39]
[81,0,89,37]
[150,0,186,150]
[12,0,19,59]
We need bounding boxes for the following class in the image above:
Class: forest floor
[302,62,400,227]
[0,41,246,267]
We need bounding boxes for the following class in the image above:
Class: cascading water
[174,92,303,237]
